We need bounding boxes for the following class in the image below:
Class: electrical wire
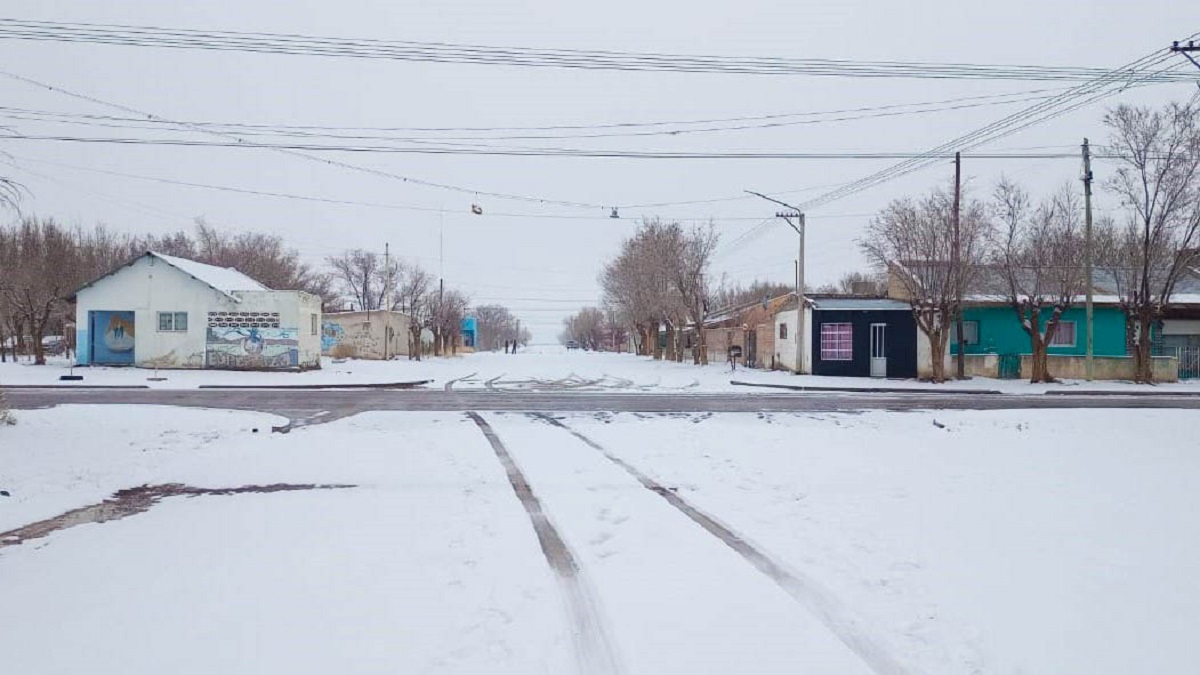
[0,19,1194,82]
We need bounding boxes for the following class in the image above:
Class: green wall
[952,305,1127,357]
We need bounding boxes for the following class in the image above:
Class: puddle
[0,482,355,549]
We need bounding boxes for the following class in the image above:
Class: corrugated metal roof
[811,298,910,311]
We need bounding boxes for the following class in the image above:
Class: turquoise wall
[952,305,1127,356]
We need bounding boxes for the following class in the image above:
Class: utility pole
[746,190,805,374]
[1082,138,1095,381]
[1170,41,1200,71]
[952,151,965,380]
[383,241,390,361]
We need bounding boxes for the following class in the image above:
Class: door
[90,310,136,365]
[869,323,887,378]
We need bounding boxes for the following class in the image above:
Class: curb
[730,381,1004,395]
[197,380,432,390]
[1043,389,1200,397]
[0,384,151,390]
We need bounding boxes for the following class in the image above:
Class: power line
[721,38,1196,255]
[0,135,1114,159]
[0,68,610,209]
[0,89,1077,142]
[0,19,1196,82]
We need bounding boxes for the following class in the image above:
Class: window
[1049,320,1076,347]
[157,311,188,332]
[820,323,853,361]
[778,323,788,340]
[311,314,319,336]
[950,320,980,346]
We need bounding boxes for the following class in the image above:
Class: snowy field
[3,345,1199,394]
[2,405,1197,674]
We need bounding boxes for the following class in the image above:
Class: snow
[3,346,1199,394]
[2,405,1198,673]
[152,251,270,294]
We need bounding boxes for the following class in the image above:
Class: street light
[745,191,806,375]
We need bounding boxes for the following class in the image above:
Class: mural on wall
[206,326,299,369]
[89,310,136,364]
[321,320,345,354]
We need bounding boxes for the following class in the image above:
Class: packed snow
[2,404,1197,673]
[3,345,1198,394]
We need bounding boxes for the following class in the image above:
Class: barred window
[820,323,853,361]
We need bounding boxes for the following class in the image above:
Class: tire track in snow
[466,412,622,675]
[531,412,911,675]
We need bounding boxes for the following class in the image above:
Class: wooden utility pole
[1082,138,1095,381]
[952,151,965,379]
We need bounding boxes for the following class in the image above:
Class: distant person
[511,340,518,354]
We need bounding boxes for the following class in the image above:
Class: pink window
[820,323,853,361]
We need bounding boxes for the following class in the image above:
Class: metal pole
[1083,138,1095,381]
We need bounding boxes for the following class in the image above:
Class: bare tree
[427,288,470,356]
[560,307,606,350]
[1097,101,1200,382]
[474,304,524,351]
[665,222,719,364]
[993,180,1087,382]
[394,264,433,360]
[0,218,80,365]
[862,185,990,382]
[326,249,386,311]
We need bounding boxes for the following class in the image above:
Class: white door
[870,323,887,378]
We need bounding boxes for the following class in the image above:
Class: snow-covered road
[2,405,1198,674]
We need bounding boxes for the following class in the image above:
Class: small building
[808,297,917,378]
[321,310,410,360]
[73,251,321,370]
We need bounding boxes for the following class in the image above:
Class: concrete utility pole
[383,242,390,361]
[1082,138,1095,381]
[746,190,805,374]
[952,151,966,380]
[1170,40,1200,71]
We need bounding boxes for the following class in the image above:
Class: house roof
[811,297,910,311]
[73,251,269,301]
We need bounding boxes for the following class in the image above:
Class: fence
[1179,346,1200,380]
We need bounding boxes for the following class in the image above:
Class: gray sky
[2,1,1198,341]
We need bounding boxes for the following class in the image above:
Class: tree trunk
[652,322,663,360]
[664,323,676,362]
[928,327,948,383]
[1028,337,1050,383]
[1134,315,1155,383]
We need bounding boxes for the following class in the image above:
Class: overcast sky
[2,1,1198,341]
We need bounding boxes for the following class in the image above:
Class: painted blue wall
[951,305,1127,356]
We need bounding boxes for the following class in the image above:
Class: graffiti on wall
[206,326,299,369]
[321,321,345,354]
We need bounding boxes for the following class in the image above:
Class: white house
[73,252,322,370]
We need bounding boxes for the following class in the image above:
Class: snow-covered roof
[72,251,269,301]
[150,252,268,297]
[811,298,910,311]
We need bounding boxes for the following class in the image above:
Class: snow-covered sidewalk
[3,347,1199,394]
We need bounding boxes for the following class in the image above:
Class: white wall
[76,255,322,369]
[772,308,813,373]
[76,255,217,368]
[916,330,953,379]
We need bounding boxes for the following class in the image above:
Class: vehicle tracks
[529,412,911,675]
[466,412,622,675]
